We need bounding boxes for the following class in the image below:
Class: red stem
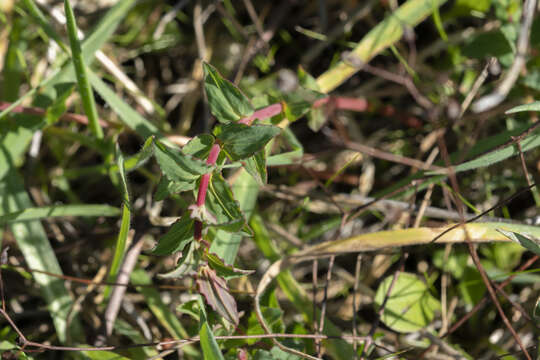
[192,97,367,241]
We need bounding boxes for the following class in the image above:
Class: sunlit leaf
[374,272,441,333]
[203,62,254,123]
[243,150,268,185]
[152,215,194,255]
[497,229,540,256]
[216,123,280,161]
[153,139,214,182]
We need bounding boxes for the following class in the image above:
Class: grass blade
[103,149,131,299]
[0,170,84,343]
[64,0,103,138]
[0,204,120,224]
[316,0,447,93]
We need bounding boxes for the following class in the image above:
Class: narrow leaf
[64,0,103,138]
[216,123,281,161]
[506,101,540,114]
[199,321,225,360]
[497,229,540,256]
[203,62,254,123]
[103,148,131,299]
[0,204,120,224]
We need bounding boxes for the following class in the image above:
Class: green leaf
[153,140,214,182]
[203,62,254,123]
[206,173,247,233]
[216,123,281,161]
[152,215,195,255]
[316,0,448,93]
[158,242,200,278]
[280,87,326,122]
[0,171,84,342]
[103,148,131,299]
[199,321,225,360]
[496,229,540,256]
[209,170,259,265]
[64,0,103,138]
[506,101,540,114]
[197,265,239,326]
[44,83,76,126]
[0,204,120,224]
[462,30,513,60]
[374,272,441,333]
[155,176,195,201]
[243,150,268,185]
[205,252,254,278]
[183,134,215,159]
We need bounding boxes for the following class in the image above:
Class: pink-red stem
[191,96,368,241]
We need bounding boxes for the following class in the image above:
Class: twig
[316,256,335,358]
[472,0,537,112]
[352,254,362,359]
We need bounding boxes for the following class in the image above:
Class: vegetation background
[0,0,539,359]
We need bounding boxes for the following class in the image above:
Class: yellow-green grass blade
[0,204,120,224]
[316,0,447,93]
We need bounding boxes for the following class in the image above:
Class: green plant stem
[64,0,104,139]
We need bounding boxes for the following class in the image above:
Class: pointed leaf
[243,150,268,185]
[152,215,194,255]
[197,265,239,325]
[206,173,247,233]
[506,101,540,114]
[158,242,199,278]
[153,140,214,182]
[281,87,326,122]
[203,62,254,123]
[182,134,215,159]
[216,123,281,161]
[497,229,540,256]
[200,321,225,360]
[206,252,255,278]
[154,176,195,201]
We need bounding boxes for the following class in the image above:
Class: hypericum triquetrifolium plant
[147,62,325,325]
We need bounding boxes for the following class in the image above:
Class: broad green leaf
[497,229,540,256]
[205,252,254,278]
[0,204,120,224]
[506,101,540,114]
[153,140,214,182]
[103,148,131,299]
[64,0,103,138]
[243,150,268,185]
[374,272,441,333]
[182,134,215,159]
[197,265,239,326]
[199,321,225,360]
[253,347,303,360]
[158,242,200,278]
[155,176,195,201]
[152,215,195,255]
[462,30,513,59]
[216,123,281,161]
[206,173,246,233]
[316,0,448,93]
[203,62,254,123]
